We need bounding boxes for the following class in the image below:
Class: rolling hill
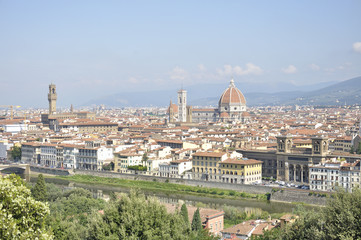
[84,76,361,107]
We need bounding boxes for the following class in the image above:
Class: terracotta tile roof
[193,152,226,158]
[222,158,262,165]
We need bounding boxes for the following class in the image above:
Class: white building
[77,146,113,170]
[0,140,12,160]
[21,142,41,164]
[147,157,172,175]
[62,144,79,169]
[0,122,28,133]
[159,159,192,178]
[40,144,57,167]
[310,160,361,192]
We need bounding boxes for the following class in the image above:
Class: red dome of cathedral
[218,79,246,105]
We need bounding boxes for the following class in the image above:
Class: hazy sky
[1,1,361,107]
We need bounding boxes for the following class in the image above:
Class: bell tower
[177,89,187,122]
[48,84,57,114]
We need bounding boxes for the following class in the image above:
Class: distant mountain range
[84,76,361,107]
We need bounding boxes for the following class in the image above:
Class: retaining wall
[271,189,328,205]
[30,166,71,176]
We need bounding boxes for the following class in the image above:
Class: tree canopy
[192,208,203,232]
[10,146,21,161]
[32,174,48,202]
[181,203,190,227]
[0,174,53,239]
[257,189,361,240]
[88,190,190,239]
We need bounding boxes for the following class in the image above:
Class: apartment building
[219,158,262,184]
[114,151,142,172]
[310,160,361,192]
[159,159,192,178]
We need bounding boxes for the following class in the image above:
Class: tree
[47,187,105,240]
[350,145,355,154]
[256,189,361,240]
[0,174,53,239]
[32,174,47,202]
[87,190,189,239]
[192,208,203,232]
[357,142,361,154]
[10,145,21,161]
[181,203,190,227]
[102,162,114,171]
[142,152,149,165]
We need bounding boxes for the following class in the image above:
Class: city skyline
[1,1,361,107]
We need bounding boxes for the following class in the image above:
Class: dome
[218,79,246,106]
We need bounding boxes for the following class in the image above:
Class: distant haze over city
[1,1,360,107]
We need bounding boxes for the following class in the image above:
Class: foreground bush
[0,174,53,239]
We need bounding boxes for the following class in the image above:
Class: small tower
[178,89,187,122]
[312,137,328,156]
[186,106,193,123]
[168,100,175,123]
[277,136,293,153]
[70,104,74,113]
[48,84,57,114]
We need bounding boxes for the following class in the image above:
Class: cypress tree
[191,208,202,232]
[32,174,47,202]
[357,142,361,154]
[180,203,189,226]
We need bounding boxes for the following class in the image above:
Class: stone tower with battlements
[48,84,57,114]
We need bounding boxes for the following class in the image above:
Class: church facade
[168,79,248,123]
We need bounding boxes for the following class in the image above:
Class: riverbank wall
[30,167,328,205]
[30,166,72,176]
[271,189,328,205]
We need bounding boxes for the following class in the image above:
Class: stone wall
[30,166,71,176]
[271,188,328,205]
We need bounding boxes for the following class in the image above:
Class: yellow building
[192,152,228,181]
[219,159,262,184]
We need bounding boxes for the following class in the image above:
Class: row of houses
[309,159,361,192]
[21,139,263,184]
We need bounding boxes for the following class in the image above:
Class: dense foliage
[127,165,147,171]
[10,146,21,161]
[256,189,361,240]
[88,190,191,239]
[32,174,48,201]
[181,203,190,227]
[192,208,202,232]
[102,162,114,171]
[42,183,218,239]
[0,174,53,239]
[45,186,106,240]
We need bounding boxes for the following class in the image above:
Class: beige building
[59,121,118,133]
[114,151,142,173]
